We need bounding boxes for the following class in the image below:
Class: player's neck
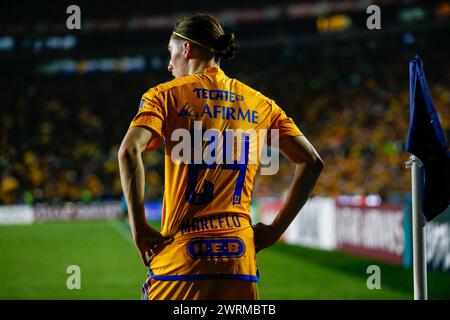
[188,59,219,75]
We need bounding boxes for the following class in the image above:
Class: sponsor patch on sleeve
[138,98,145,110]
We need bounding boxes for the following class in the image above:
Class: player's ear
[183,41,191,59]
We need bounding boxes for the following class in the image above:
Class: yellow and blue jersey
[129,67,302,287]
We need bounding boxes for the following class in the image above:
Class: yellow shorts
[141,213,259,300]
[142,277,259,300]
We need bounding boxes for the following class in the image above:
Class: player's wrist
[130,221,151,237]
[267,224,279,240]
[269,223,283,240]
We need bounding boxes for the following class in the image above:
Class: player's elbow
[118,142,140,163]
[313,156,325,172]
[303,154,324,173]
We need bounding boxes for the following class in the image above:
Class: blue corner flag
[405,55,450,221]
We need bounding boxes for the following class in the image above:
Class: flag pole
[408,154,428,300]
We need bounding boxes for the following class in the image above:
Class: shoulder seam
[230,78,270,102]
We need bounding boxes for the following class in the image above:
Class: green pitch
[0,220,449,300]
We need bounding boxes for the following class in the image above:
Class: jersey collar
[202,66,226,79]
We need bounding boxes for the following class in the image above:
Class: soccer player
[118,14,324,300]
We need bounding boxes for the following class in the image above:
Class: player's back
[131,66,301,237]
[130,66,301,287]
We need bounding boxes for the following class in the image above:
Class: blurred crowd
[237,35,450,200]
[1,32,449,205]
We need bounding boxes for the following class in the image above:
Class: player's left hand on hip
[133,226,173,266]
